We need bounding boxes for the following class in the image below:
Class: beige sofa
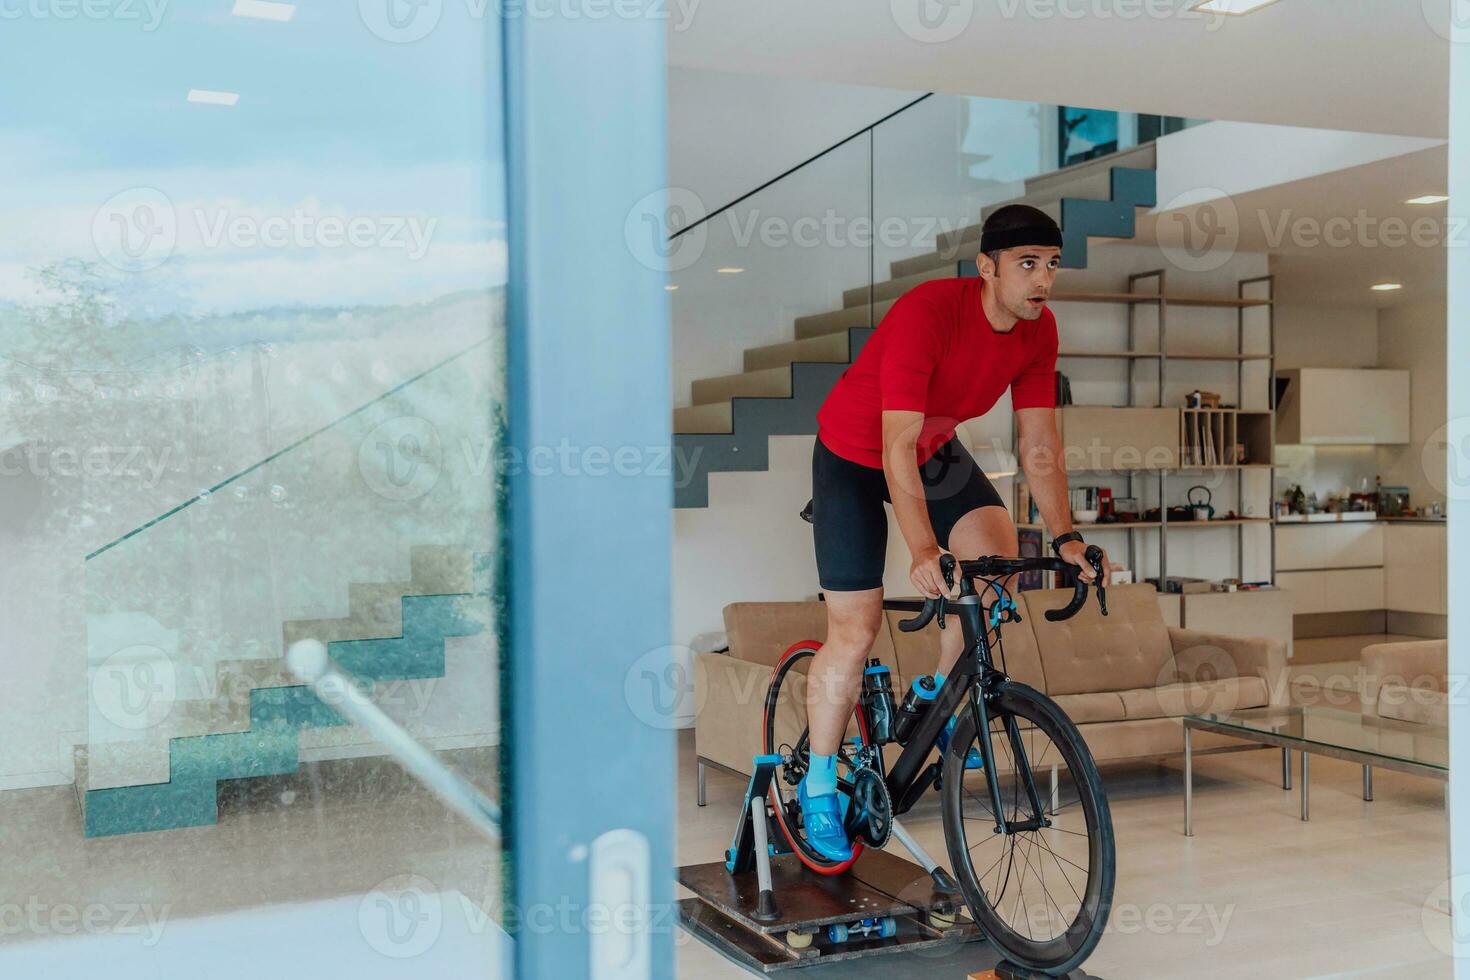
[693,583,1288,800]
[1361,639,1449,728]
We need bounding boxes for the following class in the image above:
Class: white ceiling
[1128,144,1449,307]
[668,0,1451,138]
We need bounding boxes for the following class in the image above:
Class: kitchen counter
[1274,514,1446,526]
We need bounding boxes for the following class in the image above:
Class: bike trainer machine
[676,753,988,973]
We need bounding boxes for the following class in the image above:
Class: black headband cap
[979,225,1064,254]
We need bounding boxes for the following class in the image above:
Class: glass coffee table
[1182,705,1449,836]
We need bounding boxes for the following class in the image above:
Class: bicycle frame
[867,584,1047,836]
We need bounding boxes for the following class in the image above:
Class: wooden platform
[677,848,983,973]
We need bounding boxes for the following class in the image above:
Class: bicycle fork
[967,679,1050,836]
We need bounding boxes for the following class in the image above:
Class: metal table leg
[1363,765,1373,802]
[1300,751,1309,821]
[1049,763,1059,816]
[1184,724,1193,837]
[1282,747,1291,790]
[697,760,707,807]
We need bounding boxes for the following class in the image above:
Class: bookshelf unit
[1015,271,1277,590]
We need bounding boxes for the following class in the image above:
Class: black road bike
[762,548,1115,975]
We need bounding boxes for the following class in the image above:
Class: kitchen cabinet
[1383,523,1447,615]
[1276,523,1384,572]
[1275,369,1410,445]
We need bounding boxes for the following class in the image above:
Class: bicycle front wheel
[940,680,1114,974]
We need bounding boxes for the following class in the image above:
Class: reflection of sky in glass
[0,1,507,318]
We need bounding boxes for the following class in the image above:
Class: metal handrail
[666,93,934,242]
[286,638,502,842]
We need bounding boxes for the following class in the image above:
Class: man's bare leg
[934,505,1020,678]
[806,588,885,756]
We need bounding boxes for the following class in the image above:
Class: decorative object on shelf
[1187,485,1215,522]
[1054,370,1074,406]
[1112,496,1140,521]
[1378,485,1410,517]
[1069,486,1100,523]
[1185,389,1221,409]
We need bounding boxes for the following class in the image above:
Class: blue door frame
[503,11,672,980]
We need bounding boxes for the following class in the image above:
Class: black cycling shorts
[810,434,1006,592]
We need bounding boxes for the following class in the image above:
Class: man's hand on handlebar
[1057,538,1110,585]
[909,545,959,600]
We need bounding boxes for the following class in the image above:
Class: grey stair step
[674,402,734,435]
[676,331,873,508]
[841,265,958,309]
[792,300,895,340]
[691,366,791,405]
[743,331,852,372]
[407,545,476,594]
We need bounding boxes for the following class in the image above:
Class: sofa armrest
[1168,627,1288,706]
[693,651,772,779]
[1361,639,1448,717]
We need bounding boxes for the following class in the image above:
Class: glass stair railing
[81,325,503,836]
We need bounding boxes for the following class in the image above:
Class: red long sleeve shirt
[816,278,1058,468]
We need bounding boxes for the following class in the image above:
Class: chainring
[844,767,893,848]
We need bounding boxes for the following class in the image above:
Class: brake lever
[1085,545,1109,616]
[937,553,956,629]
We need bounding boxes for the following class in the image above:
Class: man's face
[982,246,1062,321]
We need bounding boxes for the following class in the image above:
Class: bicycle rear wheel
[940,680,1114,974]
[762,642,868,875]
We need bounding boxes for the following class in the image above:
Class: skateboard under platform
[677,847,984,973]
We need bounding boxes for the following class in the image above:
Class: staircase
[673,144,1159,508]
[77,545,493,837]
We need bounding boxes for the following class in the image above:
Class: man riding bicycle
[800,204,1108,861]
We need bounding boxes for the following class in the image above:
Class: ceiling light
[1191,0,1281,14]
[1406,194,1449,205]
[187,90,240,107]
[1370,283,1403,292]
[716,267,745,275]
[232,0,296,20]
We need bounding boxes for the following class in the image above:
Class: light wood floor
[674,730,1453,979]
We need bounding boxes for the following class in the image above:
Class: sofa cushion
[722,601,897,668]
[1117,677,1269,721]
[1051,691,1127,724]
[1021,583,1174,696]
[1376,685,1449,727]
[886,606,1049,693]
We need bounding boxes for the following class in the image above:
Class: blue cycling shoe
[936,715,986,770]
[798,777,853,862]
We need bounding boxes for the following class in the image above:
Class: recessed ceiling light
[232,0,295,21]
[1370,283,1403,292]
[1191,0,1281,14]
[664,284,678,292]
[187,90,240,107]
[716,267,745,275]
[1406,194,1449,205]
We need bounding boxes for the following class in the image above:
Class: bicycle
[761,548,1115,975]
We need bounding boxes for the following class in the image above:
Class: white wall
[1377,300,1449,510]
[1273,303,1379,369]
[667,67,917,216]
